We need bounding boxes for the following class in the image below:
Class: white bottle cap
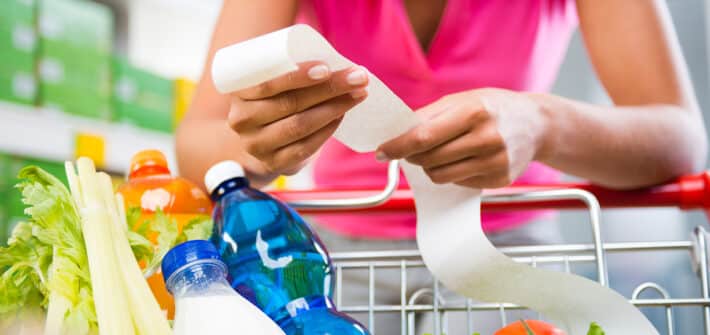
[204,161,246,194]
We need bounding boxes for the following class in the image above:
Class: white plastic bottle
[162,240,285,335]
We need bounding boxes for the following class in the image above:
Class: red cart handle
[272,171,710,214]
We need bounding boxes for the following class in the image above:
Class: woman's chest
[299,0,577,104]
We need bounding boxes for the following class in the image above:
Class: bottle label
[285,298,310,317]
[256,230,292,269]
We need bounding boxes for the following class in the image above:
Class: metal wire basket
[273,161,710,335]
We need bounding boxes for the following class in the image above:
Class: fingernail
[308,64,330,80]
[346,67,368,85]
[375,151,389,162]
[350,87,368,99]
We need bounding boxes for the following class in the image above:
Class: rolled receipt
[212,24,658,334]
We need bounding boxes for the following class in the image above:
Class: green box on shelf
[0,21,37,55]
[38,0,113,54]
[114,102,174,133]
[0,195,8,246]
[41,83,112,120]
[2,154,67,192]
[4,186,26,239]
[0,46,35,75]
[40,37,110,72]
[0,153,11,191]
[4,156,26,227]
[39,41,111,96]
[0,0,36,25]
[112,58,173,111]
[0,71,37,106]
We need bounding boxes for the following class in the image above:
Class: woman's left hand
[375,88,550,188]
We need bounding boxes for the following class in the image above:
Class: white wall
[126,0,221,80]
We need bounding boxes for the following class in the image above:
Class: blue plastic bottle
[204,161,369,335]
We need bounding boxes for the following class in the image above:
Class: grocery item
[38,0,113,53]
[38,0,113,120]
[65,157,171,335]
[0,166,92,333]
[39,41,111,94]
[0,0,36,23]
[0,71,37,106]
[113,58,174,133]
[162,240,285,335]
[205,160,370,334]
[0,2,37,107]
[494,320,567,335]
[117,149,212,318]
[0,161,169,334]
[2,156,66,242]
[40,82,112,120]
[489,320,605,335]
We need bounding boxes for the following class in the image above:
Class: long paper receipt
[211,24,658,334]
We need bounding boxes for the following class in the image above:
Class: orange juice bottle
[117,149,212,319]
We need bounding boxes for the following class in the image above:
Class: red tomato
[494,320,567,335]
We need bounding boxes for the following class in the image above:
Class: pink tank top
[297,0,578,239]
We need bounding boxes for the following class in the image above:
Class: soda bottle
[204,161,370,335]
[117,149,212,318]
[162,240,285,335]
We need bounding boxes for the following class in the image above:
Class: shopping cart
[272,161,710,335]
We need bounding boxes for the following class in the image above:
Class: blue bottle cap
[161,240,224,285]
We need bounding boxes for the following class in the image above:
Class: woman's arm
[176,0,298,188]
[535,0,707,188]
[177,1,368,189]
[376,0,707,189]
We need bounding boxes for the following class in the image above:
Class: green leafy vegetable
[126,208,213,277]
[0,166,176,334]
[181,216,214,242]
[0,166,96,334]
[144,210,180,276]
[587,322,605,335]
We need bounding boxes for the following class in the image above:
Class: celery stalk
[97,173,172,335]
[43,247,73,335]
[66,159,135,335]
[44,284,71,334]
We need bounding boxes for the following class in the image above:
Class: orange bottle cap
[129,149,171,179]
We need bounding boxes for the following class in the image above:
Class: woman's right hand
[228,61,369,177]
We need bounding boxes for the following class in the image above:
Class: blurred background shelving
[0,0,206,243]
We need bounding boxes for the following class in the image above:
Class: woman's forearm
[176,0,298,189]
[531,93,707,189]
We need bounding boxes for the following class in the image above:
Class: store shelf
[0,101,176,174]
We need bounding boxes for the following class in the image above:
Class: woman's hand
[229,61,369,177]
[376,88,550,188]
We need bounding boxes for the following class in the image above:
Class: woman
[177,0,707,332]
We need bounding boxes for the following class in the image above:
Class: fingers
[405,124,504,169]
[229,66,369,131]
[263,117,343,174]
[236,61,332,100]
[376,105,482,161]
[424,151,509,185]
[241,94,364,158]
